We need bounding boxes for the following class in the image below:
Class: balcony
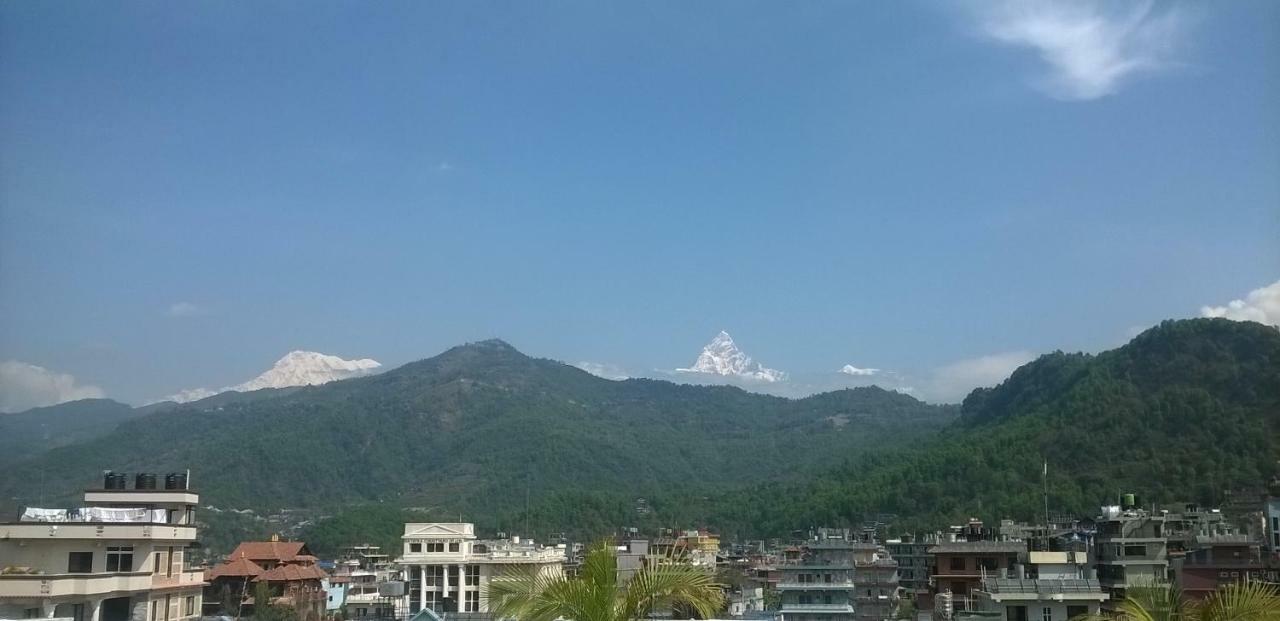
[151,570,205,589]
[0,571,153,598]
[780,604,856,613]
[0,523,198,542]
[777,581,854,590]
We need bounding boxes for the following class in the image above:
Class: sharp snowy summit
[678,331,786,382]
[156,351,382,404]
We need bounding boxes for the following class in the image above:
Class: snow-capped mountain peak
[237,350,381,392]
[678,331,786,382]
[155,351,382,404]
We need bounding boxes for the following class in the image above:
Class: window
[426,542,445,553]
[68,551,93,573]
[107,546,134,572]
[465,565,479,586]
[167,547,175,576]
[23,609,39,619]
[978,557,998,571]
[154,551,168,575]
[1043,607,1052,621]
[424,565,443,586]
[1124,545,1145,557]
[410,543,422,553]
[1007,606,1028,621]
[1067,606,1088,619]
[449,542,460,552]
[150,601,158,621]
[464,591,479,612]
[425,592,441,612]
[949,557,965,571]
[184,597,195,617]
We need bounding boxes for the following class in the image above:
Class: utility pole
[1042,459,1050,551]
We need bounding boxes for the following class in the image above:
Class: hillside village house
[396,523,565,615]
[0,473,203,621]
[204,538,327,621]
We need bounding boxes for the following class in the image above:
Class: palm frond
[621,559,723,621]
[1190,581,1280,621]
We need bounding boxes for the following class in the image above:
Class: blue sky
[1,1,1277,409]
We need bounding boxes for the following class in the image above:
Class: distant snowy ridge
[155,351,381,404]
[677,331,786,382]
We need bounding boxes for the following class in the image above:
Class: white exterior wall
[0,489,203,621]
[396,523,565,614]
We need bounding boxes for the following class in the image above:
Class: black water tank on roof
[104,472,127,490]
[164,473,188,490]
[135,473,157,489]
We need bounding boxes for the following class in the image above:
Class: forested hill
[0,399,143,465]
[670,318,1280,536]
[0,339,955,517]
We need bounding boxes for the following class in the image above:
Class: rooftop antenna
[1042,459,1050,551]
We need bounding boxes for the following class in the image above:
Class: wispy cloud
[838,364,880,377]
[1201,280,1280,327]
[926,350,1037,403]
[166,301,209,317]
[436,161,454,173]
[0,361,106,413]
[965,0,1193,100]
[575,361,629,381]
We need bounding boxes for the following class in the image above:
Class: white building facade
[0,475,203,621]
[396,523,564,615]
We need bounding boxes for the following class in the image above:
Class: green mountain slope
[0,399,143,465]
[658,318,1280,536]
[0,340,955,519]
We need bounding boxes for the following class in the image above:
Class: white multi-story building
[396,523,564,615]
[0,473,203,621]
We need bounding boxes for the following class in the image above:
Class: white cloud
[575,361,629,381]
[436,161,454,173]
[167,302,208,317]
[926,351,1037,403]
[966,0,1192,100]
[0,361,106,413]
[838,364,881,377]
[1200,280,1280,327]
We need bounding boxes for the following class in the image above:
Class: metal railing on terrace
[979,578,1104,594]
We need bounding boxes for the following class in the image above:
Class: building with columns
[396,523,564,615]
[0,472,203,621]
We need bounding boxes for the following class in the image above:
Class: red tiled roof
[255,563,328,582]
[227,541,313,563]
[209,556,264,579]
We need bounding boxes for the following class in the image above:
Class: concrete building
[963,551,1107,621]
[1264,497,1280,558]
[777,530,859,621]
[1171,533,1266,601]
[927,541,1025,618]
[1092,505,1168,605]
[397,523,564,615]
[0,472,203,621]
[885,537,933,600]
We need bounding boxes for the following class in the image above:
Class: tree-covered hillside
[0,340,955,522]
[639,318,1280,537]
[0,399,143,465]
